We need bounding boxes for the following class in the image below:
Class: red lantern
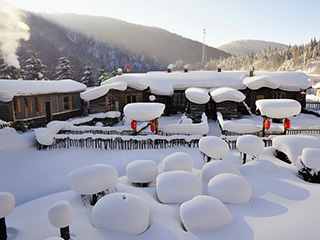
[131,120,137,130]
[150,123,156,133]
[284,119,290,129]
[265,119,270,130]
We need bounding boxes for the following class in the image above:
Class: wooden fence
[306,102,320,109]
[225,139,273,150]
[222,129,320,137]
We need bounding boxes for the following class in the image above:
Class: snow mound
[48,201,72,228]
[80,81,127,101]
[256,99,301,118]
[208,173,252,204]
[0,192,15,218]
[218,113,262,133]
[185,87,210,104]
[124,103,165,121]
[201,161,242,182]
[199,136,229,159]
[240,160,278,175]
[159,121,209,135]
[301,148,320,172]
[0,127,35,151]
[236,135,264,156]
[126,160,158,184]
[163,152,194,172]
[273,135,320,163]
[210,87,246,103]
[34,128,55,146]
[68,164,118,195]
[243,75,280,90]
[156,171,202,204]
[92,192,149,235]
[180,195,232,231]
[47,121,69,134]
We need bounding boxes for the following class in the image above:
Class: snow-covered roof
[80,81,127,101]
[0,79,86,102]
[210,87,246,103]
[124,103,165,121]
[256,99,301,118]
[185,87,210,104]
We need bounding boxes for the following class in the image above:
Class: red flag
[126,60,130,72]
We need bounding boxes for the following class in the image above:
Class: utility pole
[201,29,207,67]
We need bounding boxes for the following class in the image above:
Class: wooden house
[0,80,86,130]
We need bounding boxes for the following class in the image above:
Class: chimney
[184,64,189,73]
[167,64,173,73]
[249,65,254,77]
[217,64,221,72]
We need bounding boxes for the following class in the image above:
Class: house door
[45,101,52,123]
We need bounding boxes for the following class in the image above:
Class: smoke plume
[0,0,30,69]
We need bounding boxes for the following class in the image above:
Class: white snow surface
[126,160,158,183]
[34,128,55,145]
[208,173,252,204]
[0,192,15,218]
[201,161,242,182]
[156,170,202,204]
[80,81,127,101]
[218,113,262,133]
[236,135,265,155]
[240,159,278,175]
[199,136,229,159]
[162,152,194,172]
[210,87,246,103]
[185,87,210,104]
[180,195,232,232]
[92,192,149,235]
[48,200,72,228]
[159,121,209,135]
[0,127,35,151]
[68,164,118,195]
[301,148,320,172]
[124,103,165,121]
[256,99,301,118]
[44,237,64,240]
[0,79,86,102]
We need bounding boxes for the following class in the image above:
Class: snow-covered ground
[1,113,320,240]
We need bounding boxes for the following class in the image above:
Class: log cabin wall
[0,101,13,122]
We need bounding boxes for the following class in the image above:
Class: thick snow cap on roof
[210,87,246,103]
[124,102,165,121]
[80,81,127,101]
[0,79,86,102]
[185,87,210,104]
[256,99,301,118]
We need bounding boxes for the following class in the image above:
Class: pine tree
[0,63,19,79]
[81,65,95,87]
[96,57,106,86]
[54,56,74,80]
[22,49,47,80]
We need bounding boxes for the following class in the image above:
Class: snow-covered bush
[68,164,118,205]
[124,102,165,121]
[199,136,229,162]
[0,192,15,218]
[163,152,194,172]
[296,148,320,183]
[240,160,278,175]
[34,128,55,146]
[180,195,232,231]
[201,161,242,182]
[126,160,158,187]
[48,201,72,240]
[156,171,202,204]
[208,173,252,204]
[236,135,265,164]
[92,193,149,235]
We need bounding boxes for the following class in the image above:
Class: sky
[3,0,320,47]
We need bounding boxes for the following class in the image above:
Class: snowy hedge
[48,201,72,228]
[199,136,229,161]
[126,160,158,186]
[163,152,194,172]
[201,161,242,182]
[180,195,232,231]
[156,171,202,204]
[0,192,15,218]
[92,193,149,235]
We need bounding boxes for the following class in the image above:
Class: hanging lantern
[131,120,137,130]
[284,119,291,130]
[150,123,156,133]
[300,91,306,97]
[265,119,271,130]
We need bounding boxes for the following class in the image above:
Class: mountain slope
[218,39,287,56]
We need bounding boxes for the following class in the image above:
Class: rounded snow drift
[199,136,229,159]
[156,170,202,204]
[185,87,210,105]
[236,135,264,156]
[126,160,158,184]
[163,152,194,172]
[240,160,278,175]
[208,173,252,204]
[301,148,320,172]
[92,192,149,235]
[0,192,15,218]
[124,102,165,121]
[35,128,55,146]
[180,195,232,231]
[68,164,118,195]
[48,200,72,228]
[201,161,242,182]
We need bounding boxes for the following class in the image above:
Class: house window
[127,95,137,103]
[173,92,185,106]
[63,96,70,110]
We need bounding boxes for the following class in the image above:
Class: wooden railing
[306,102,320,109]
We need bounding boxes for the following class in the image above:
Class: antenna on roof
[201,29,207,67]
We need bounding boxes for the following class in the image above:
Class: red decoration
[150,123,156,133]
[131,120,137,130]
[284,119,291,129]
[265,119,271,130]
